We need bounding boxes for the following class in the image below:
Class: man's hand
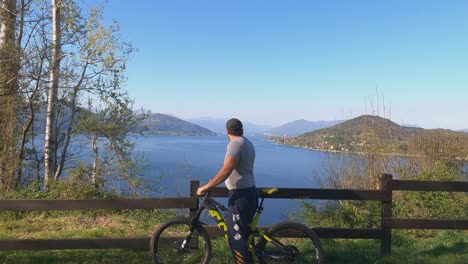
[196,186,208,196]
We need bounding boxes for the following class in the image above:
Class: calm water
[136,135,336,225]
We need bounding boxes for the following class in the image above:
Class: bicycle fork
[180,205,206,252]
[180,226,196,252]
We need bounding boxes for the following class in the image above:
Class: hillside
[275,115,468,158]
[143,113,216,136]
[264,119,342,137]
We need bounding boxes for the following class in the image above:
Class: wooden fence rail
[0,174,466,256]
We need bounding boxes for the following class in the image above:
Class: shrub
[299,200,380,228]
[394,161,468,220]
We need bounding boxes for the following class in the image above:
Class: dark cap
[226,118,243,135]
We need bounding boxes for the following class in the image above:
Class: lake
[136,135,338,225]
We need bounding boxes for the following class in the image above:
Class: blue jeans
[227,186,258,264]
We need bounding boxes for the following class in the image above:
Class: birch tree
[53,3,136,181]
[49,2,136,184]
[43,0,61,189]
[76,96,148,194]
[1,0,141,193]
[15,0,51,186]
[0,0,18,191]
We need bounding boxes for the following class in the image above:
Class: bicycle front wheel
[258,221,323,264]
[150,216,212,264]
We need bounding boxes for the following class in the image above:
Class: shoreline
[273,141,468,161]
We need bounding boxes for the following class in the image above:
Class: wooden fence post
[380,173,393,256]
[190,180,200,218]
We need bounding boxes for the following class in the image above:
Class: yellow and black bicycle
[150,188,323,263]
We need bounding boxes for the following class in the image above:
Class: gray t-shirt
[224,137,256,190]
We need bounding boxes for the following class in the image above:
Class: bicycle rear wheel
[258,221,323,264]
[150,216,212,264]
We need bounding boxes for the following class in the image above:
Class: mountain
[143,113,216,136]
[243,121,274,134]
[275,115,468,156]
[459,129,468,133]
[189,117,273,134]
[264,119,342,137]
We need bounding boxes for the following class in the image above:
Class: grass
[0,212,467,263]
[322,230,468,264]
[0,250,151,264]
[0,209,182,240]
[377,230,468,264]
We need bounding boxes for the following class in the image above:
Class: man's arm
[197,156,238,196]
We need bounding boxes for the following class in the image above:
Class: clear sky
[85,0,467,130]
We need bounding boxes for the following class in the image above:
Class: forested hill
[143,113,217,136]
[275,115,468,158]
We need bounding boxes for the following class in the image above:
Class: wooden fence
[0,174,467,256]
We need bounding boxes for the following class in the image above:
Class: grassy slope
[0,213,466,263]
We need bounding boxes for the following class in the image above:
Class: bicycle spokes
[151,220,211,263]
[261,243,300,262]
[260,223,323,263]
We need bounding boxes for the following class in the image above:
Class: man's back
[224,137,256,190]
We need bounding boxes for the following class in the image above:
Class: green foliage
[0,170,119,221]
[1,175,113,201]
[74,97,150,196]
[5,0,142,192]
[394,161,468,220]
[299,200,380,229]
[299,112,468,239]
[392,161,468,237]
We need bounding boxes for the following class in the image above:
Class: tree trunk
[44,0,61,190]
[54,63,88,181]
[91,135,98,188]
[0,0,18,191]
[15,0,37,187]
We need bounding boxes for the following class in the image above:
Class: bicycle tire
[258,221,324,264]
[150,216,212,264]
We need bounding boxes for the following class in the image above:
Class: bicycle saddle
[261,188,278,195]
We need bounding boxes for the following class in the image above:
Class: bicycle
[150,188,324,263]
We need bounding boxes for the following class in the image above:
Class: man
[197,118,257,264]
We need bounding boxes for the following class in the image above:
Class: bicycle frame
[191,190,283,262]
[152,188,323,264]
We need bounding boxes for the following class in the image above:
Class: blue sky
[86,0,467,130]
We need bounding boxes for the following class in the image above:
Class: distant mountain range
[143,113,216,136]
[189,117,273,134]
[143,114,339,136]
[141,114,468,153]
[274,115,468,157]
[263,119,343,137]
[189,117,343,136]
